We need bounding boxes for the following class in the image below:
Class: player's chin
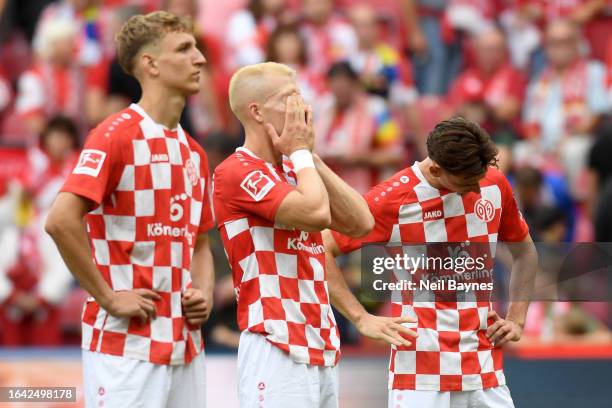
[181,81,201,95]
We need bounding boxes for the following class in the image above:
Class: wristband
[289,149,315,173]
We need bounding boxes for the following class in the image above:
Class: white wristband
[289,149,315,173]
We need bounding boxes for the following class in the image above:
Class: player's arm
[268,94,330,231]
[45,192,160,322]
[487,235,538,346]
[313,153,374,237]
[323,230,417,347]
[183,233,214,327]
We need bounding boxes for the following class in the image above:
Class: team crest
[185,158,199,186]
[474,198,495,222]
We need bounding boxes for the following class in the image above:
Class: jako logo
[423,210,443,220]
[151,153,169,163]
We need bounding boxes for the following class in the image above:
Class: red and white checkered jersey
[333,162,529,391]
[213,147,341,366]
[61,104,214,365]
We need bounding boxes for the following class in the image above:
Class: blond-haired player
[213,62,417,407]
[46,12,214,408]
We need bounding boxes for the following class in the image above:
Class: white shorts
[237,331,339,408]
[389,385,515,408]
[82,350,206,408]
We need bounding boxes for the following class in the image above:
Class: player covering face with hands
[212,62,417,408]
[46,11,214,408]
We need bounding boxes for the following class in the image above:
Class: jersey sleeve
[197,149,215,233]
[60,125,124,207]
[215,158,295,223]
[332,176,402,254]
[498,172,530,242]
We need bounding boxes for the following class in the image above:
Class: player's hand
[486,310,523,346]
[182,287,212,327]
[264,93,312,155]
[103,289,160,324]
[355,313,418,347]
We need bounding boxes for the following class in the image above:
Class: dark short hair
[326,61,358,81]
[426,117,498,176]
[41,115,80,149]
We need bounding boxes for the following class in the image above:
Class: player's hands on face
[355,313,418,348]
[265,93,314,156]
[182,287,213,327]
[104,289,160,324]
[486,310,523,346]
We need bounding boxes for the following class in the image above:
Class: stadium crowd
[0,0,611,349]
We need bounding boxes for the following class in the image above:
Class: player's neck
[419,158,444,190]
[137,91,185,130]
[243,129,283,165]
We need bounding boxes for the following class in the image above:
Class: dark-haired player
[325,117,537,407]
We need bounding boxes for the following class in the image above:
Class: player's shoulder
[366,166,417,204]
[88,107,142,143]
[482,166,510,186]
[218,149,265,170]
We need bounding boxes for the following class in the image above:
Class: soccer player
[45,12,213,408]
[213,62,417,407]
[325,117,538,408]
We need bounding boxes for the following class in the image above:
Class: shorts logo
[474,198,495,222]
[241,170,275,202]
[73,149,106,177]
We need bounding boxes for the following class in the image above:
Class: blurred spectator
[514,0,612,76]
[408,0,461,95]
[587,116,612,241]
[300,0,358,77]
[521,19,609,196]
[15,18,87,141]
[314,62,402,194]
[449,28,526,172]
[225,0,292,70]
[0,0,54,44]
[33,0,114,67]
[0,116,78,346]
[266,24,326,104]
[163,0,225,139]
[513,166,575,241]
[84,4,142,126]
[0,67,12,133]
[348,4,420,140]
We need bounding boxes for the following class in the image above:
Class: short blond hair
[115,11,193,75]
[228,62,296,122]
